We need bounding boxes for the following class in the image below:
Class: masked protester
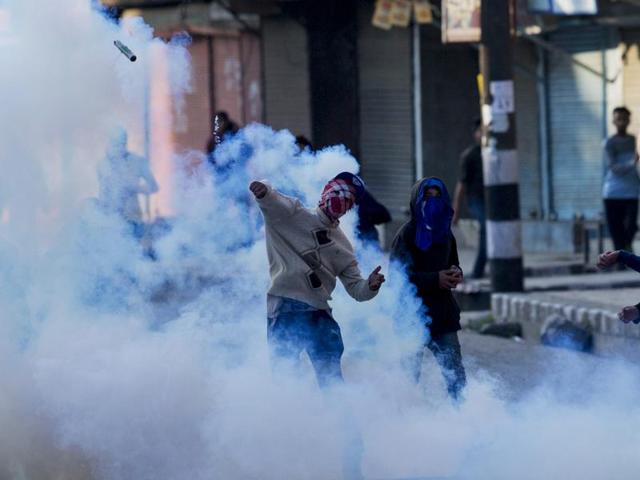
[249,172,386,388]
[390,177,466,402]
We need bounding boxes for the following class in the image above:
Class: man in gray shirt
[603,106,640,252]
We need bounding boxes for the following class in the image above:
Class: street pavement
[458,330,598,401]
[379,328,613,406]
[363,330,640,480]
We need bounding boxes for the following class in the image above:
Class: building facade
[105,0,640,246]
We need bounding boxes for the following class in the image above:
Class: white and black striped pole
[479,0,524,292]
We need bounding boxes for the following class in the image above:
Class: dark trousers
[604,199,639,251]
[468,199,487,279]
[268,308,345,389]
[407,332,467,401]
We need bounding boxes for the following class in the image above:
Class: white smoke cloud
[2,1,640,480]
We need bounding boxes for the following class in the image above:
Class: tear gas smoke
[1,1,640,480]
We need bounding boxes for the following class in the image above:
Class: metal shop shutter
[213,34,244,126]
[261,17,312,139]
[357,2,414,228]
[240,32,263,124]
[173,37,213,153]
[421,35,479,200]
[547,27,607,219]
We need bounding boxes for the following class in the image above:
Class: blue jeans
[267,298,345,388]
[468,199,487,279]
[407,332,467,401]
[268,298,362,478]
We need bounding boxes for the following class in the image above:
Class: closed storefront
[357,1,414,228]
[262,16,311,139]
[175,31,262,153]
[545,26,615,219]
[211,32,263,128]
[123,5,263,155]
[173,36,213,152]
[421,27,480,198]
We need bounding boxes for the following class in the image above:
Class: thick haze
[0,1,639,479]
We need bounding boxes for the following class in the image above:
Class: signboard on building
[528,0,597,15]
[390,0,412,27]
[372,0,394,30]
[441,0,481,43]
[372,0,433,30]
[414,0,433,24]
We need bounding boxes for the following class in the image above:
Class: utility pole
[479,0,524,292]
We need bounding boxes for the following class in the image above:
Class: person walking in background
[597,249,640,324]
[391,177,466,402]
[602,106,640,254]
[249,172,385,388]
[452,118,486,279]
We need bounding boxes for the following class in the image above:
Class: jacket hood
[409,177,452,220]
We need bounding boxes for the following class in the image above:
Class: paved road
[367,330,640,480]
[457,329,640,401]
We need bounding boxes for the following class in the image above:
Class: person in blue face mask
[390,177,466,402]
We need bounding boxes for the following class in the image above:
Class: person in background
[98,127,158,239]
[602,106,640,255]
[391,177,466,402]
[295,135,313,153]
[355,189,392,246]
[249,172,385,388]
[205,111,250,203]
[597,249,640,324]
[206,111,239,163]
[452,118,486,279]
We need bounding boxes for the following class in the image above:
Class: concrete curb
[491,293,640,339]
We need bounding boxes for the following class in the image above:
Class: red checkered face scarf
[319,179,357,221]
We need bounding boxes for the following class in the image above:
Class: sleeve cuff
[255,181,273,203]
[618,250,632,265]
[365,284,380,300]
[634,304,640,325]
